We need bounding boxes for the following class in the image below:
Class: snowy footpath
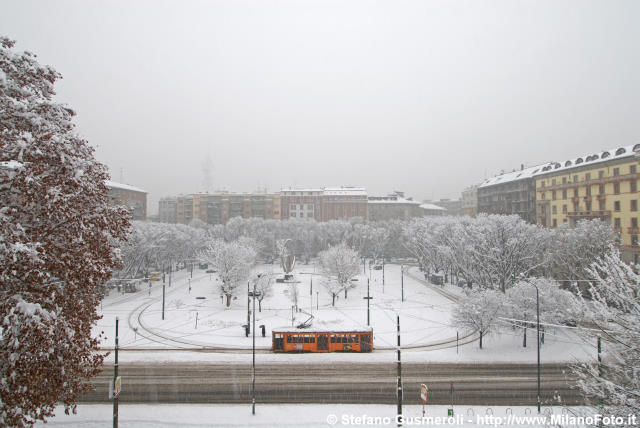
[35,404,597,427]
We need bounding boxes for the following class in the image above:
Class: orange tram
[272,328,373,353]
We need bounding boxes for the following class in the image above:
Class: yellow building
[535,144,640,262]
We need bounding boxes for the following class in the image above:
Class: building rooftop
[419,203,447,211]
[106,180,147,194]
[477,143,640,189]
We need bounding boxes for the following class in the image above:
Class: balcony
[567,210,611,219]
[583,195,592,202]
[628,227,640,235]
[541,172,638,191]
[571,196,580,204]
[597,194,606,201]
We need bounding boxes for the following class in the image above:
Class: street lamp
[248,276,263,415]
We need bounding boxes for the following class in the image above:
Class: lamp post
[248,276,262,416]
[521,276,541,414]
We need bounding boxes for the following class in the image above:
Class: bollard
[260,324,266,337]
[243,324,249,337]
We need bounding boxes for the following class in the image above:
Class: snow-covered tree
[288,282,300,311]
[452,289,504,349]
[571,247,640,421]
[253,273,273,312]
[504,278,578,347]
[321,276,344,307]
[0,38,131,427]
[199,239,256,306]
[319,243,360,300]
[550,219,615,285]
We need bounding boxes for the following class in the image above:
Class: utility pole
[401,265,404,302]
[363,278,373,326]
[397,315,402,426]
[113,317,119,428]
[382,259,385,287]
[252,279,257,415]
[316,291,319,310]
[247,281,251,334]
[536,286,541,414]
[162,278,166,320]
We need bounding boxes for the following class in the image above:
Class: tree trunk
[332,294,336,306]
[226,294,231,307]
[258,299,262,312]
[479,330,483,349]
[344,288,348,298]
[523,326,527,348]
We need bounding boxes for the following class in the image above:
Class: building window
[552,205,557,214]
[614,201,621,211]
[614,182,620,194]
[631,180,637,192]
[613,167,620,176]
[552,190,556,200]
[562,189,567,199]
[541,192,545,200]
[586,201,591,212]
[599,184,605,195]
[599,200,606,211]
[573,188,579,197]
[633,235,639,246]
[632,217,638,228]
[290,212,297,217]
[541,181,545,188]
[562,177,567,184]
[553,219,557,227]
[632,200,638,212]
[586,186,591,196]
[599,170,604,179]
[552,179,556,186]
[631,165,637,174]
[614,218,621,229]
[585,173,591,181]
[562,204,567,213]
[574,175,579,183]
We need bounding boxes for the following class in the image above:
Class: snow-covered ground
[96,264,597,364]
[35,403,593,427]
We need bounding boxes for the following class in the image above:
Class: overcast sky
[2,0,639,214]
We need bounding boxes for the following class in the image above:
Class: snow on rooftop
[478,144,640,189]
[419,203,447,211]
[535,143,640,176]
[368,196,421,205]
[272,326,373,333]
[106,180,147,194]
[280,187,367,196]
[479,163,554,188]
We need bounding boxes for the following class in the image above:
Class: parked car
[373,264,383,270]
[206,269,216,273]
[457,280,467,288]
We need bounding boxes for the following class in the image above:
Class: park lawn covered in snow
[95,264,596,364]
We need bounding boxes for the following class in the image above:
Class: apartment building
[535,144,640,261]
[106,180,147,221]
[477,164,553,224]
[280,187,368,221]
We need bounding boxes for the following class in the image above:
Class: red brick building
[280,187,368,221]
